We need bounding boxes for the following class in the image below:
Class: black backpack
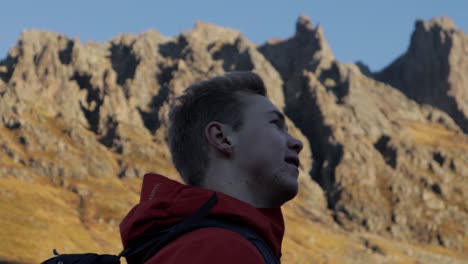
[41,193,280,264]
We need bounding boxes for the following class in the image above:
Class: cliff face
[376,17,468,134]
[0,16,467,263]
[260,15,468,253]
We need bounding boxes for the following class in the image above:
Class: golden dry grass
[282,206,468,263]
[404,122,468,150]
[0,177,101,263]
[0,174,144,263]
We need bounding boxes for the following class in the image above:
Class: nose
[288,136,303,154]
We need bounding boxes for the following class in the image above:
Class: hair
[167,71,267,185]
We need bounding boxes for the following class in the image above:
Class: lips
[284,157,300,168]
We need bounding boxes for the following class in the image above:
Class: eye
[271,119,289,133]
[271,119,283,128]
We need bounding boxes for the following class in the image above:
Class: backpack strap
[121,192,219,261]
[194,217,280,264]
[40,251,121,264]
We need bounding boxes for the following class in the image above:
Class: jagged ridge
[0,16,467,263]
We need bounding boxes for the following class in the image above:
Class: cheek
[239,127,286,163]
[257,131,287,164]
[264,130,288,152]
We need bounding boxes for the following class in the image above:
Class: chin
[269,169,299,205]
[286,184,299,200]
[277,182,299,205]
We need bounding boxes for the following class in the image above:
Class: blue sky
[1,0,466,71]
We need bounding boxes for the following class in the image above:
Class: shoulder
[147,227,264,263]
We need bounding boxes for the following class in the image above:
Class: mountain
[375,17,468,134]
[0,16,466,263]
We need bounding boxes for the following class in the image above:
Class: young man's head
[167,72,303,207]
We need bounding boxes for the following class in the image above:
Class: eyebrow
[268,110,288,131]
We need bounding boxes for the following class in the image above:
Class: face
[232,94,303,206]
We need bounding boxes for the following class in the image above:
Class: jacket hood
[120,173,285,257]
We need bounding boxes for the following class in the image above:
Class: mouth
[284,157,300,168]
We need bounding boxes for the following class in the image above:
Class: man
[120,71,303,263]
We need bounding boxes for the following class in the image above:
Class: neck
[200,161,276,208]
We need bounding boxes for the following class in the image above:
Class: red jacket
[120,173,284,263]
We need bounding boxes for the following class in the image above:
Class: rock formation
[376,17,468,134]
[0,16,466,263]
[259,15,468,253]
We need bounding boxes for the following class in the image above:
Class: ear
[205,121,234,157]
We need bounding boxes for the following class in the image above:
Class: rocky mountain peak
[376,15,468,133]
[260,15,468,257]
[259,15,334,85]
[296,15,315,35]
[294,15,334,61]
[417,16,457,32]
[191,21,242,43]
